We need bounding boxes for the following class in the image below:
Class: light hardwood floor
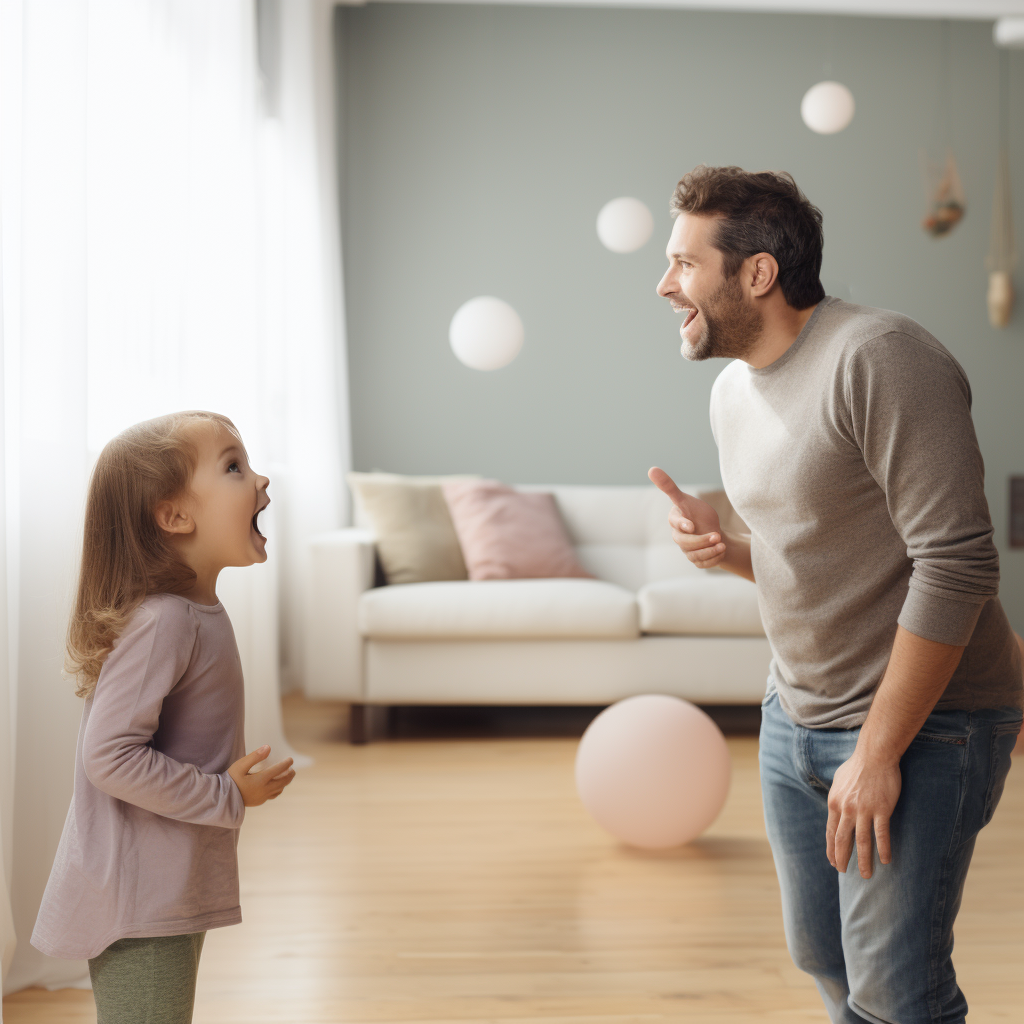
[5,696,1023,1023]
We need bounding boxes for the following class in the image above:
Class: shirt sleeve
[845,332,998,647]
[82,602,245,829]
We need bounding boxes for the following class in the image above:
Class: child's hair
[66,410,240,698]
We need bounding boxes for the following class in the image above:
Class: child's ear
[154,500,195,536]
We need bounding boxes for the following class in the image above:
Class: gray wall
[337,5,1024,629]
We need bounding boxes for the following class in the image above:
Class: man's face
[656,212,762,362]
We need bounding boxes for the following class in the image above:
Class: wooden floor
[5,696,1023,1023]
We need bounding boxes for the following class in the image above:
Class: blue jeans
[759,691,1021,1024]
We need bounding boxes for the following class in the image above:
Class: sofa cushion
[347,472,475,585]
[517,484,740,590]
[442,480,592,581]
[359,579,639,640]
[638,576,765,636]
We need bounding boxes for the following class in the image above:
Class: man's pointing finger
[649,466,687,507]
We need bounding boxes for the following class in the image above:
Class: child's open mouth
[252,503,267,539]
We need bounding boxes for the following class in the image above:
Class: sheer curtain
[0,0,348,994]
[0,6,17,980]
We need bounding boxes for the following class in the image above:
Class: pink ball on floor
[575,695,731,849]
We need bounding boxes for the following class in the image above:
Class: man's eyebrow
[668,250,699,261]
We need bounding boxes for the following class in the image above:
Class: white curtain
[0,0,349,995]
[0,2,18,986]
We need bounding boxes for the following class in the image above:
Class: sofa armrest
[304,528,377,700]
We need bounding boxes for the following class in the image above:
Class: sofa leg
[349,703,367,745]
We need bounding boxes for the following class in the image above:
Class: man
[649,165,1022,1024]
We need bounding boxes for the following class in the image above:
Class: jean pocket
[982,720,1022,827]
[912,731,968,746]
[912,709,971,745]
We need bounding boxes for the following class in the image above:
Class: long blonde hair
[66,410,238,697]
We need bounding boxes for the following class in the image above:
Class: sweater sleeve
[845,333,998,647]
[82,602,245,829]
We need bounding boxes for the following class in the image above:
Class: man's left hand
[825,753,902,879]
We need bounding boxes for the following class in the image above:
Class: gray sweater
[32,593,246,960]
[711,297,1022,729]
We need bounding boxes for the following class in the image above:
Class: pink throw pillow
[441,480,593,581]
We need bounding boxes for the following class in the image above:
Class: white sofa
[305,484,772,739]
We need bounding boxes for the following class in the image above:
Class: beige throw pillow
[347,472,474,585]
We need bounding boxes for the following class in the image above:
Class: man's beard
[680,274,763,362]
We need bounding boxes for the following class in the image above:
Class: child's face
[186,422,271,568]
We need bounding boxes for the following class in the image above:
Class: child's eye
[228,462,241,474]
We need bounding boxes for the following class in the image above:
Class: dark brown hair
[66,410,238,697]
[671,165,826,309]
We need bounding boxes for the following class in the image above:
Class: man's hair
[670,165,826,309]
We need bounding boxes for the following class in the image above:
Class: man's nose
[656,270,674,297]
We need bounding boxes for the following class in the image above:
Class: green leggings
[88,932,206,1024]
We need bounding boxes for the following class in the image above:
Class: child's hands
[227,745,295,807]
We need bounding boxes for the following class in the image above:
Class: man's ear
[748,252,780,298]
[154,499,195,536]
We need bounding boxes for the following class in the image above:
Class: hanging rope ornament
[986,52,1015,328]
[921,153,966,237]
[921,22,966,238]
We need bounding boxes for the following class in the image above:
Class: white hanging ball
[801,81,855,134]
[597,197,654,253]
[449,296,524,371]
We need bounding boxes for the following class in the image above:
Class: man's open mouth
[682,307,699,329]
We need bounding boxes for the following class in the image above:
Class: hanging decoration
[921,152,966,237]
[987,150,1015,327]
[800,81,855,135]
[986,52,1015,328]
[800,21,853,136]
[596,197,654,253]
[449,296,524,371]
[921,21,966,238]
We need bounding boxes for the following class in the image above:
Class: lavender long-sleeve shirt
[32,593,246,960]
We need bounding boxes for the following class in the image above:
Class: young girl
[31,410,295,1023]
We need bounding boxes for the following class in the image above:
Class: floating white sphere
[994,17,1024,48]
[449,296,524,371]
[801,81,855,135]
[597,197,654,253]
[575,694,731,850]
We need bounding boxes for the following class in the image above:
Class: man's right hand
[648,466,727,569]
